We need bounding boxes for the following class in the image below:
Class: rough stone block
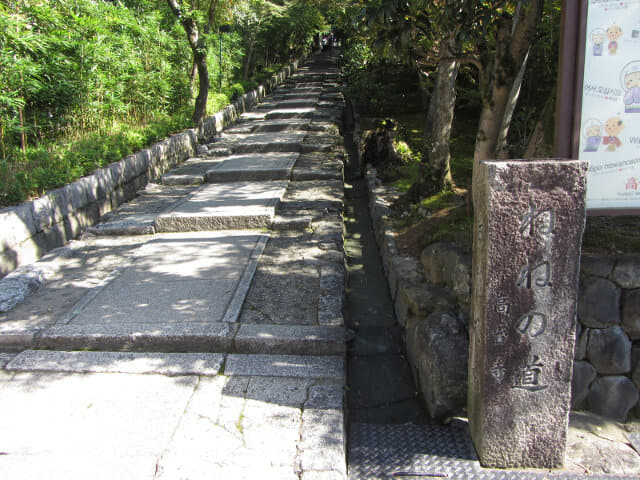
[578,276,621,328]
[469,159,587,469]
[611,256,640,289]
[581,255,615,278]
[406,312,468,418]
[571,360,597,409]
[623,289,640,339]
[587,325,631,374]
[587,376,639,421]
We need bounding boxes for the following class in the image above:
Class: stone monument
[469,159,588,468]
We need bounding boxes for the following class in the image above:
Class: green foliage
[0,0,324,207]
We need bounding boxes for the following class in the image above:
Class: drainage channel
[343,176,430,426]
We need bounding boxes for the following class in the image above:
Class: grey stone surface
[225,354,343,380]
[86,216,156,236]
[235,324,345,355]
[571,360,597,409]
[0,263,51,312]
[155,181,287,231]
[420,242,472,304]
[0,371,198,471]
[612,256,640,289]
[38,322,238,352]
[64,232,265,325]
[265,108,315,120]
[578,275,621,328]
[7,350,225,375]
[206,152,298,182]
[581,254,616,278]
[469,159,587,468]
[566,411,640,475]
[406,312,468,418]
[587,325,631,374]
[215,131,305,154]
[587,376,639,421]
[623,289,640,339]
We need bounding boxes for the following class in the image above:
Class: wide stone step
[205,153,298,183]
[30,323,345,355]
[226,118,311,134]
[161,157,224,185]
[6,350,226,375]
[155,181,288,231]
[264,108,315,120]
[213,131,306,154]
[257,99,318,109]
[6,344,345,375]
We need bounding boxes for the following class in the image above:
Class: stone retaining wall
[365,166,640,422]
[0,58,303,279]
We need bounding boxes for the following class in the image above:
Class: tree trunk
[423,56,459,193]
[167,0,209,129]
[190,61,198,96]
[243,38,255,82]
[473,1,543,164]
[496,48,529,158]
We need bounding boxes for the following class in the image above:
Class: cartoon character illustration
[607,25,623,55]
[583,120,602,152]
[621,61,640,113]
[602,116,624,151]
[591,29,605,56]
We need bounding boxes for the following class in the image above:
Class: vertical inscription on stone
[469,159,588,469]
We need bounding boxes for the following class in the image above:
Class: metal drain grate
[348,423,633,480]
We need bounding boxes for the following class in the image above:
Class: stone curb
[0,56,307,283]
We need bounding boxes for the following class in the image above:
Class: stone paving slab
[155,182,287,231]
[215,131,306,154]
[57,232,267,328]
[225,353,344,379]
[205,152,298,183]
[161,157,225,185]
[235,324,345,355]
[0,371,198,458]
[0,236,149,348]
[6,350,225,375]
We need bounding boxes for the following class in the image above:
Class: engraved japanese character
[517,261,551,289]
[519,207,556,237]
[516,312,548,338]
[513,355,548,392]
[495,296,509,315]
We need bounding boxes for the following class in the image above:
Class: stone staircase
[0,52,348,480]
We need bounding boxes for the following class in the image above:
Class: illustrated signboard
[577,0,640,212]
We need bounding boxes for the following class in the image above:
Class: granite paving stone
[155,181,287,231]
[206,152,299,182]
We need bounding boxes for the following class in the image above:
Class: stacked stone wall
[365,165,640,421]
[0,58,303,279]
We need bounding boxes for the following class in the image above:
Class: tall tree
[473,0,544,163]
[166,0,210,129]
